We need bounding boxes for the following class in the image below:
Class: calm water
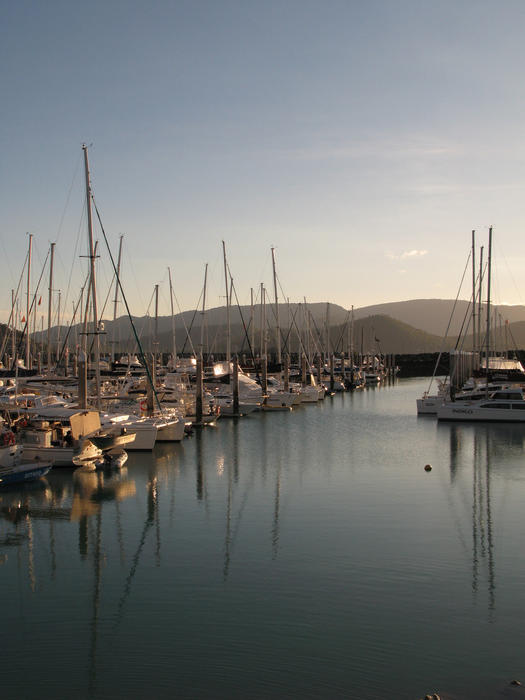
[2,378,525,699]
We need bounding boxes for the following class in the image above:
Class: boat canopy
[480,358,525,372]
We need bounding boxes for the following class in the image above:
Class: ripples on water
[2,378,525,699]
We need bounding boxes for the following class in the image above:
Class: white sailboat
[437,387,525,422]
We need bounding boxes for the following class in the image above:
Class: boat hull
[437,404,525,422]
[0,462,52,485]
[416,397,444,415]
[21,442,102,467]
[155,419,186,441]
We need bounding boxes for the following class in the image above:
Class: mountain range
[21,298,525,357]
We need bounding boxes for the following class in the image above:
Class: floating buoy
[424,464,432,472]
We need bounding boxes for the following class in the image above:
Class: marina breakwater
[396,352,450,377]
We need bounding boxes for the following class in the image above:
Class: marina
[2,377,525,699]
[4,5,525,699]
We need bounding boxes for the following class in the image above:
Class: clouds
[386,249,428,260]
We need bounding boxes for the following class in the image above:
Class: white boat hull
[416,397,444,415]
[155,419,186,441]
[264,393,296,410]
[122,425,157,450]
[437,403,525,422]
[21,441,101,467]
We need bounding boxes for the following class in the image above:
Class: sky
[2,0,525,326]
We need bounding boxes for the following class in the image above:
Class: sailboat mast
[168,267,177,363]
[112,234,123,360]
[222,241,231,362]
[262,285,267,358]
[47,242,55,372]
[350,305,355,364]
[250,287,255,361]
[271,247,281,365]
[485,227,493,389]
[56,290,61,363]
[200,263,208,359]
[471,230,476,363]
[325,302,330,359]
[478,245,484,367]
[82,144,101,406]
[304,297,310,363]
[32,289,38,361]
[26,233,33,368]
[154,284,159,364]
[11,289,15,365]
[260,282,264,358]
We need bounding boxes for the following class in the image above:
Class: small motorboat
[102,448,128,470]
[0,428,52,486]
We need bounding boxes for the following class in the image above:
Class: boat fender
[2,431,15,446]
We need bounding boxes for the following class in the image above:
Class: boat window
[511,403,525,409]
[480,403,511,409]
[456,393,483,401]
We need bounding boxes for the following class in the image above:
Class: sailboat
[418,230,486,416]
[434,228,525,423]
[437,386,525,422]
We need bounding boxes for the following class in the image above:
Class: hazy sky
[2,0,525,325]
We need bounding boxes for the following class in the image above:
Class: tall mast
[47,242,55,372]
[56,290,61,363]
[485,227,493,390]
[222,241,231,362]
[325,302,330,358]
[200,263,208,359]
[304,297,310,363]
[73,301,78,351]
[477,245,484,367]
[154,283,159,364]
[350,305,355,363]
[260,283,264,358]
[250,287,255,361]
[82,144,101,407]
[271,247,281,364]
[11,289,15,365]
[26,233,33,368]
[471,230,476,362]
[287,297,292,357]
[112,234,123,360]
[168,267,177,364]
[262,285,267,359]
[32,289,38,360]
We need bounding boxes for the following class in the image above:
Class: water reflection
[272,467,281,560]
[222,419,239,580]
[196,428,205,500]
[197,414,286,578]
[0,470,136,584]
[444,423,521,616]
